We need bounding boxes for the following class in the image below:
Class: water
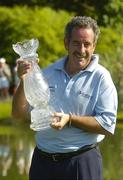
[0,124,123,180]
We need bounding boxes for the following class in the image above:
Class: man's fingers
[52,112,63,117]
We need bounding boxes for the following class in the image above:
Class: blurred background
[0,0,123,179]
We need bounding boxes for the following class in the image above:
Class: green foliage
[0,6,73,67]
[0,0,123,27]
[0,5,123,109]
[103,0,123,27]
[95,27,123,110]
[96,28,118,56]
[96,27,123,67]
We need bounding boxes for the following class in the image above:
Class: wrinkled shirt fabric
[35,54,118,153]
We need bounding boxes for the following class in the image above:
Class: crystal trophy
[12,38,54,130]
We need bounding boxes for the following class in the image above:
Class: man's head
[0,58,6,68]
[64,16,100,72]
[0,58,6,63]
[64,16,100,44]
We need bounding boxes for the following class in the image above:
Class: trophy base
[30,122,51,131]
[30,107,52,131]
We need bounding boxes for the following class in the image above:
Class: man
[12,16,118,180]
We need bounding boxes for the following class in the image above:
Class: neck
[65,60,79,77]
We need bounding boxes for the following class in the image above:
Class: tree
[0,6,73,67]
[0,0,123,27]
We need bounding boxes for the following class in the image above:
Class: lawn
[0,98,12,121]
[0,99,123,122]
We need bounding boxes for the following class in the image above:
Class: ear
[92,43,96,52]
[64,38,69,50]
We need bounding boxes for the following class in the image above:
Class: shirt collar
[54,54,99,73]
[85,54,99,72]
[54,56,68,71]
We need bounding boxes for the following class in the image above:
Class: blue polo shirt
[35,54,118,153]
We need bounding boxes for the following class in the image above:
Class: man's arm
[68,114,112,135]
[12,80,30,122]
[12,60,31,123]
[51,73,117,136]
[51,112,111,135]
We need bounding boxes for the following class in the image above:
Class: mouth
[74,53,86,60]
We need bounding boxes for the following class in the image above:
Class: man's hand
[16,58,39,80]
[51,112,70,130]
[17,59,32,80]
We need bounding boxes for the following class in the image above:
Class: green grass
[0,99,12,120]
[0,99,123,121]
[0,125,17,135]
[117,111,123,121]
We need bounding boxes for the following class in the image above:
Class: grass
[0,98,12,120]
[0,98,123,122]
[0,125,17,135]
[117,111,123,121]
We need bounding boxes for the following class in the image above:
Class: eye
[84,42,93,48]
[72,41,80,46]
[84,42,90,47]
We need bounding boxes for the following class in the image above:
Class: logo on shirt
[78,91,92,99]
[49,86,56,92]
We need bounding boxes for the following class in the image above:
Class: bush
[0,6,73,67]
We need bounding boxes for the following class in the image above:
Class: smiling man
[65,27,96,74]
[12,16,118,180]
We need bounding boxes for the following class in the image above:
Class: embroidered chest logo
[78,91,92,99]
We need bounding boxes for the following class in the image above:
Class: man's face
[64,27,96,72]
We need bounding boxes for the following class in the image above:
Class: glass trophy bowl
[13,39,39,59]
[12,39,53,130]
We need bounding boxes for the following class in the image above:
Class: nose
[78,43,85,53]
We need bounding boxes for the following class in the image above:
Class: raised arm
[12,60,31,122]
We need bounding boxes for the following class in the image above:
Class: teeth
[76,55,85,58]
[75,53,85,58]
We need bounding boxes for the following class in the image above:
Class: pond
[0,123,123,180]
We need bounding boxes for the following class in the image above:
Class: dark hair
[64,16,100,44]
